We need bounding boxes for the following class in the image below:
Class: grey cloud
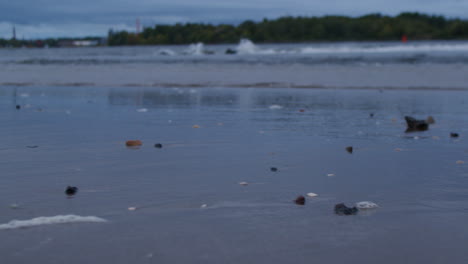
[1,0,467,38]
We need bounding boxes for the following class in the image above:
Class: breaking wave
[185,42,205,55]
[235,39,276,55]
[0,215,107,230]
[2,40,468,65]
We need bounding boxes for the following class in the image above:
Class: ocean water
[0,40,468,263]
[1,39,468,89]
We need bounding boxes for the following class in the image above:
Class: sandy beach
[1,84,467,263]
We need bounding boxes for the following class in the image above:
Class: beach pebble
[355,201,379,209]
[26,145,39,148]
[154,143,163,148]
[450,133,459,138]
[16,105,21,110]
[327,173,335,177]
[369,113,374,118]
[128,207,137,211]
[294,195,305,205]
[394,148,403,152]
[270,167,278,172]
[299,109,305,112]
[334,203,358,215]
[269,105,283,110]
[306,192,318,197]
[456,160,465,164]
[345,146,353,154]
[137,108,148,112]
[126,140,142,147]
[426,116,435,124]
[239,181,249,186]
[193,125,200,128]
[200,204,208,208]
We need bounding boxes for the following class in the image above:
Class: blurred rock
[426,116,435,124]
[404,116,429,132]
[65,186,78,196]
[334,203,358,215]
[225,48,237,54]
[126,140,142,147]
[294,195,305,205]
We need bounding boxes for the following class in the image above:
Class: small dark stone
[426,116,435,124]
[404,116,429,132]
[154,143,163,148]
[65,186,78,196]
[345,146,353,154]
[16,105,21,110]
[225,48,237,54]
[369,113,374,118]
[294,195,305,205]
[450,133,459,138]
[26,145,39,148]
[270,167,278,172]
[334,203,358,215]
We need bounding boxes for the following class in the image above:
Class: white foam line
[0,215,107,230]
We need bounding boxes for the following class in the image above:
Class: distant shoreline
[2,12,468,48]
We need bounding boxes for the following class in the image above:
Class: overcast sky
[1,0,467,39]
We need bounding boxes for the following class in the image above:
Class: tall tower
[12,25,16,40]
[136,18,141,34]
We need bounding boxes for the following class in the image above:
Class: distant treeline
[0,37,103,48]
[108,12,468,45]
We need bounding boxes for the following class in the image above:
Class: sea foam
[0,215,107,230]
[300,43,468,54]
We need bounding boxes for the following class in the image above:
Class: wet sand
[0,86,467,263]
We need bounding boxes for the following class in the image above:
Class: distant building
[72,40,99,47]
[58,40,100,47]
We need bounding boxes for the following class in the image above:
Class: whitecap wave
[235,39,276,55]
[186,42,205,55]
[157,49,176,56]
[0,215,107,230]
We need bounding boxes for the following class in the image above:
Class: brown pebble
[294,195,305,205]
[426,116,435,124]
[345,146,353,154]
[126,140,142,147]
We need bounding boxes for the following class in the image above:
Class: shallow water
[0,86,467,263]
